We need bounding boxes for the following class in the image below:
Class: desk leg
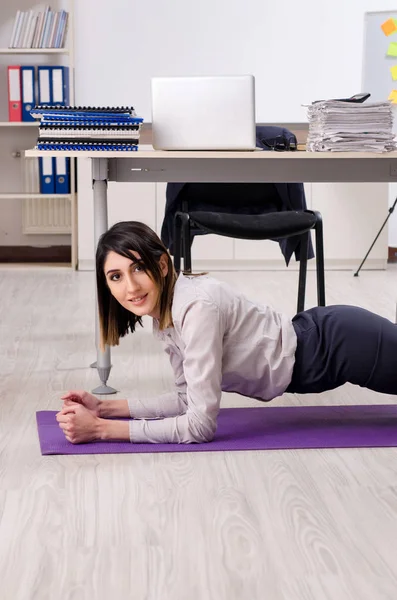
[91,158,117,395]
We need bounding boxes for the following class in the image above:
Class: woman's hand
[61,390,101,417]
[56,404,103,444]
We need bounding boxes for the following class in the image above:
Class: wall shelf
[0,193,72,200]
[0,48,69,54]
[0,122,38,126]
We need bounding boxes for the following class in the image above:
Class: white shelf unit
[0,193,71,199]
[0,121,38,126]
[0,48,69,54]
[0,1,77,268]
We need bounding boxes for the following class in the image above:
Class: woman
[57,221,397,445]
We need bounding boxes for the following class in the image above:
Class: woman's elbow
[186,414,216,443]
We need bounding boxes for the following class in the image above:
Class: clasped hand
[56,390,102,444]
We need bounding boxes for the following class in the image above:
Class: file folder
[21,66,36,122]
[39,157,55,194]
[51,66,69,105]
[7,66,22,121]
[38,67,52,106]
[55,157,70,194]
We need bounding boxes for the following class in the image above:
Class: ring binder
[37,67,52,106]
[39,156,55,193]
[55,157,70,193]
[21,66,36,121]
[51,66,69,106]
[8,66,22,121]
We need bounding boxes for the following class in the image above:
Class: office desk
[25,148,397,393]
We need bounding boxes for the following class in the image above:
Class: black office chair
[165,126,326,313]
[173,208,325,314]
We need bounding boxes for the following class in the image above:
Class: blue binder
[55,157,70,194]
[39,157,55,194]
[38,67,52,106]
[21,66,35,122]
[50,66,69,106]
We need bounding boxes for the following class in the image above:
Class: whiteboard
[363,10,397,103]
[74,0,397,123]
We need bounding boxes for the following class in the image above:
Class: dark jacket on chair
[161,126,314,265]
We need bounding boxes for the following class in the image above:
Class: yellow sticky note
[381,18,397,36]
[388,90,397,103]
[388,42,397,57]
[390,65,397,80]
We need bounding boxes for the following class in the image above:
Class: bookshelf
[0,0,77,268]
[0,121,38,126]
[0,48,69,54]
[0,193,71,199]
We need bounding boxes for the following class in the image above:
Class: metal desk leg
[91,158,117,395]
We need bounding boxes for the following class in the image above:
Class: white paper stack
[306,100,396,152]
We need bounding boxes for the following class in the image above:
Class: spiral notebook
[39,126,140,138]
[36,141,139,151]
[31,105,140,119]
[39,121,141,128]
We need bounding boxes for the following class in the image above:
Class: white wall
[77,159,158,269]
[389,184,397,247]
[74,0,397,261]
[74,0,397,123]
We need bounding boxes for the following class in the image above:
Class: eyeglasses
[262,135,297,152]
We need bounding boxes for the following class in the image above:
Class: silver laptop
[151,75,256,151]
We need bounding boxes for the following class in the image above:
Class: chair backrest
[162,124,310,264]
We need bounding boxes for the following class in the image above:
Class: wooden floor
[1,265,397,600]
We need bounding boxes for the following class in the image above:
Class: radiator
[22,158,72,235]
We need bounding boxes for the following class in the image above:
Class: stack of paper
[30,106,144,151]
[306,101,396,153]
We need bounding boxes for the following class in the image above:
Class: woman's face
[104,250,168,319]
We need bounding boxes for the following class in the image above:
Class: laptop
[151,75,256,151]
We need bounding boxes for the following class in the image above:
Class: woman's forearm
[98,418,130,441]
[98,399,130,418]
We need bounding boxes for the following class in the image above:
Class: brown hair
[96,221,176,349]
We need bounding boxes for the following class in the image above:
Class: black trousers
[286,305,397,395]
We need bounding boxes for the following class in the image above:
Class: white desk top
[25,147,397,183]
[25,148,397,160]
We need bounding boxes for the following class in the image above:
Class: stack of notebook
[306,100,396,153]
[31,105,144,151]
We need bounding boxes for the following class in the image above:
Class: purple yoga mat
[36,405,397,455]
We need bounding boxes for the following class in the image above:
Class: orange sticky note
[381,18,397,36]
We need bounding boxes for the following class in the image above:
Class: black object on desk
[313,92,371,104]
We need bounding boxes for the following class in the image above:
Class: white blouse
[129,273,297,443]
